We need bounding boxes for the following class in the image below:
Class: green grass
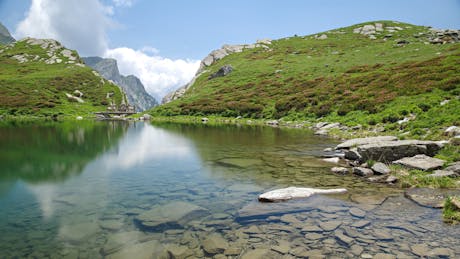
[0,39,124,118]
[150,21,460,140]
[389,164,459,188]
[443,196,460,224]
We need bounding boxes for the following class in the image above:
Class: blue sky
[1,0,459,99]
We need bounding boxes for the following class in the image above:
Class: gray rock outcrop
[353,22,399,40]
[0,22,15,45]
[162,39,271,104]
[428,28,460,44]
[208,65,233,79]
[83,57,158,111]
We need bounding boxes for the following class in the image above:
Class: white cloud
[15,0,112,56]
[14,0,199,100]
[112,0,134,7]
[105,47,199,100]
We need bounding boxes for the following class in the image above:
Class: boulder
[445,126,460,137]
[65,92,84,103]
[371,162,391,175]
[344,149,362,161]
[258,186,347,202]
[331,167,349,174]
[336,136,397,149]
[385,175,399,184]
[445,162,460,173]
[201,117,209,123]
[361,24,376,35]
[357,140,444,162]
[316,34,328,40]
[266,120,279,126]
[208,65,233,79]
[135,201,209,230]
[393,154,445,171]
[73,90,83,97]
[352,167,373,177]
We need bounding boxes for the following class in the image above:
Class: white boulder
[258,187,347,202]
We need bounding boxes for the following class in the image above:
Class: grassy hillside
[0,38,124,119]
[152,21,460,138]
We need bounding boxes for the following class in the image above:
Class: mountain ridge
[83,56,158,111]
[152,20,459,138]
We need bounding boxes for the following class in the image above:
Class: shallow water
[0,121,458,258]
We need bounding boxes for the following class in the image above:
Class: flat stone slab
[336,136,397,149]
[258,186,347,202]
[426,170,458,178]
[404,188,460,208]
[393,154,445,171]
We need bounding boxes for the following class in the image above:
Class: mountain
[0,22,15,45]
[153,21,459,136]
[0,38,125,118]
[82,57,158,111]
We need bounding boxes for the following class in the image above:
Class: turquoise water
[0,121,458,258]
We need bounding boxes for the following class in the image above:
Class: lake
[0,121,458,258]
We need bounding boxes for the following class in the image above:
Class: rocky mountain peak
[82,57,158,111]
[0,22,15,45]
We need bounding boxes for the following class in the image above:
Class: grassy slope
[0,39,123,118]
[152,21,460,139]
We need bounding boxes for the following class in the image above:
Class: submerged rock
[135,201,209,230]
[58,222,99,244]
[202,233,229,254]
[258,186,347,202]
[106,240,164,259]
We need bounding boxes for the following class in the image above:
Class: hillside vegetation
[0,38,124,119]
[152,21,460,139]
